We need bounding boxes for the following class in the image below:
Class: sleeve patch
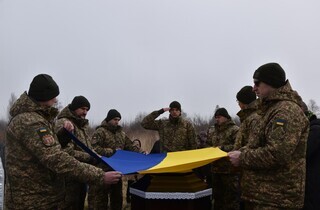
[39,128,47,133]
[37,128,55,146]
[42,135,55,146]
[275,119,286,126]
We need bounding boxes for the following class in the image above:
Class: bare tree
[7,93,17,121]
[190,114,210,133]
[308,99,320,116]
[208,105,220,126]
[122,112,158,152]
[0,119,7,144]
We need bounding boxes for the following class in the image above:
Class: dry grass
[126,130,159,153]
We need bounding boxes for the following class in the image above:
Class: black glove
[57,128,72,148]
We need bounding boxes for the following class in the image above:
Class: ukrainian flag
[102,148,227,174]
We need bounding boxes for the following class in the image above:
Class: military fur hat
[253,62,286,88]
[236,86,256,104]
[69,96,90,111]
[28,74,60,101]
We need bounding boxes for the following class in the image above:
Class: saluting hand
[163,107,170,112]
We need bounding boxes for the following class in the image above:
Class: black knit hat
[169,101,181,111]
[28,74,60,101]
[253,63,286,88]
[69,96,90,111]
[236,86,256,104]
[214,108,231,119]
[105,109,121,122]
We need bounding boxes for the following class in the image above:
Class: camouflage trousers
[88,180,123,210]
[212,173,240,210]
[59,179,87,210]
[244,202,301,210]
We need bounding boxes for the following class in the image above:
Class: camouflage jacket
[234,100,260,150]
[55,105,93,163]
[91,120,140,158]
[239,81,309,208]
[207,120,239,173]
[5,92,105,210]
[141,111,197,152]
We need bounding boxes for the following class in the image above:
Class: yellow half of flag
[139,147,227,174]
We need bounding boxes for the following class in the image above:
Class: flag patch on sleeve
[39,128,47,133]
[37,127,55,146]
[275,119,286,126]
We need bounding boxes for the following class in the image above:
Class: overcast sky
[1,0,319,125]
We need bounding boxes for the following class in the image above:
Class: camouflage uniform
[55,105,95,210]
[207,119,239,210]
[141,110,197,152]
[234,100,260,150]
[239,81,309,209]
[89,120,139,210]
[4,92,105,210]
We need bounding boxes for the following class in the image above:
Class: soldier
[207,107,240,210]
[301,103,320,210]
[141,101,197,152]
[228,63,309,209]
[55,96,95,210]
[4,74,121,210]
[233,86,259,150]
[90,109,140,210]
[233,86,259,209]
[197,130,208,148]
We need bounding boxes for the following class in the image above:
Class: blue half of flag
[102,150,166,175]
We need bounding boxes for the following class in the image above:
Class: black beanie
[28,74,60,101]
[105,109,121,122]
[169,101,181,111]
[214,108,231,119]
[236,86,256,104]
[69,96,90,111]
[253,63,286,88]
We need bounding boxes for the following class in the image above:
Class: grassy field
[126,130,159,153]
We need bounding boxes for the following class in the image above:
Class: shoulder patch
[37,127,55,146]
[42,134,55,146]
[37,127,50,136]
[39,128,47,133]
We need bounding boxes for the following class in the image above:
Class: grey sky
[1,0,319,125]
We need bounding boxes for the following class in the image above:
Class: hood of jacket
[237,99,260,122]
[97,119,122,133]
[9,92,58,121]
[260,81,303,112]
[214,119,237,132]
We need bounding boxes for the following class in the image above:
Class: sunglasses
[254,80,261,87]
